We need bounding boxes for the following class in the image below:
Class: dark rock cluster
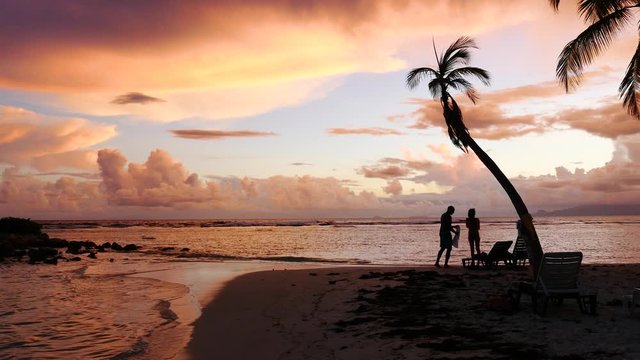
[0,217,142,265]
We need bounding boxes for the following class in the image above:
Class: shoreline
[186,264,640,359]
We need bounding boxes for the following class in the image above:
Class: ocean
[1,215,639,359]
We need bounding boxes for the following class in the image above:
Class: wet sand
[187,264,640,359]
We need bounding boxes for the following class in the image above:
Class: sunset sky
[1,0,639,219]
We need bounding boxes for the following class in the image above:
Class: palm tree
[406,37,543,273]
[550,0,640,118]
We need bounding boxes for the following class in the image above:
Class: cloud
[328,127,404,136]
[405,73,640,140]
[94,149,379,212]
[0,0,546,121]
[3,140,640,217]
[169,129,276,140]
[359,163,411,179]
[550,101,640,139]
[111,92,165,105]
[383,179,402,196]
[0,167,104,215]
[97,149,215,207]
[0,106,117,171]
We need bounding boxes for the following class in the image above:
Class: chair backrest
[512,235,528,258]
[536,252,583,293]
[487,241,513,259]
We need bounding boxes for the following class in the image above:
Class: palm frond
[428,79,443,99]
[466,89,480,104]
[448,67,491,86]
[447,78,473,90]
[578,0,636,23]
[618,39,640,118]
[406,67,438,90]
[549,0,561,11]
[441,37,477,72]
[556,6,632,91]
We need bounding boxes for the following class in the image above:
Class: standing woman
[466,208,480,258]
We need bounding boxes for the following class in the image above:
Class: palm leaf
[556,6,632,91]
[578,0,633,23]
[618,38,640,118]
[448,67,491,86]
[406,67,438,90]
[549,0,561,11]
[441,37,477,73]
[428,79,443,99]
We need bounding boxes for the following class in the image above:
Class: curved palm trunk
[464,135,543,275]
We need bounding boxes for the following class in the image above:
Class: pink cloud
[97,149,215,207]
[383,179,403,196]
[328,127,404,136]
[0,106,116,171]
[359,164,411,179]
[0,167,104,215]
[405,74,640,141]
[170,129,276,140]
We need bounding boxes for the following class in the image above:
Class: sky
[0,0,639,219]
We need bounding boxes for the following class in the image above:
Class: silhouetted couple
[435,206,481,267]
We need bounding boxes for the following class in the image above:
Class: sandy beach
[187,264,640,360]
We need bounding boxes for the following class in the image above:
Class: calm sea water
[1,215,639,359]
[42,215,640,265]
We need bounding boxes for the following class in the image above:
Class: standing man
[436,205,457,268]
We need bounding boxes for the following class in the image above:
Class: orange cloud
[0,106,116,171]
[170,129,277,140]
[406,74,640,140]
[328,127,404,136]
[0,0,547,122]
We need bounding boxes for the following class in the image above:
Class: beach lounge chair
[511,234,529,267]
[462,241,513,269]
[517,251,596,315]
[481,240,513,268]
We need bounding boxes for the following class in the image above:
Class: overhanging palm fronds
[619,39,640,117]
[552,0,640,118]
[556,6,633,91]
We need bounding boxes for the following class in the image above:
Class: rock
[83,241,98,249]
[161,247,175,251]
[180,247,190,252]
[13,249,27,258]
[0,217,42,235]
[67,241,84,254]
[111,242,123,251]
[43,257,58,265]
[0,239,15,258]
[42,237,68,248]
[88,251,97,259]
[28,247,59,263]
[101,242,112,248]
[68,256,82,261]
[122,244,138,251]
